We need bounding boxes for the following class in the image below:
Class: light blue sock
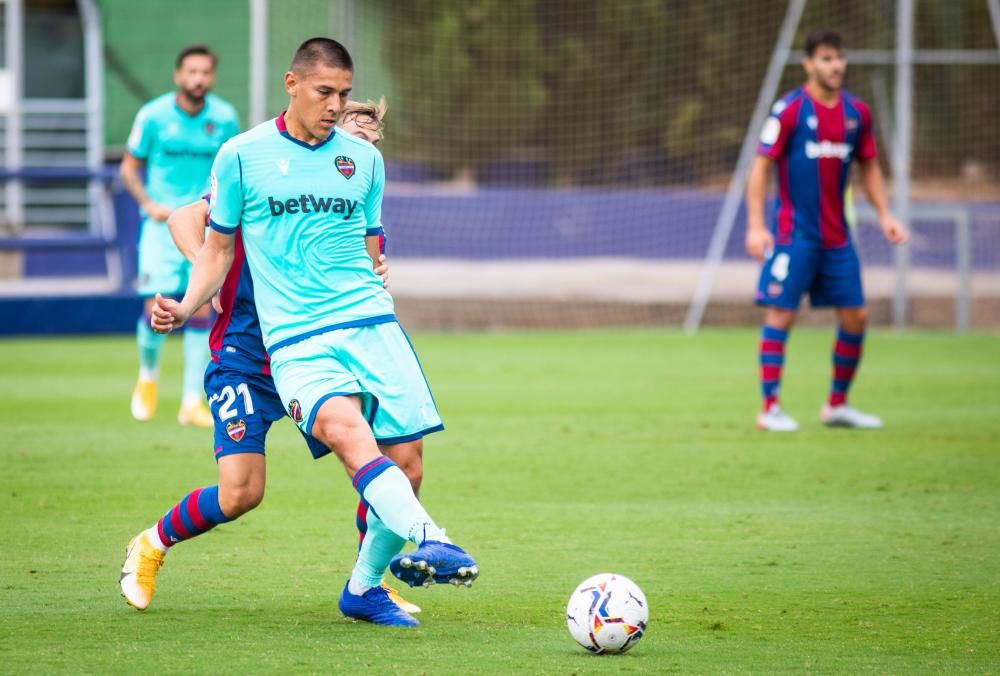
[182,327,210,404]
[352,457,449,545]
[350,509,406,591]
[136,316,166,380]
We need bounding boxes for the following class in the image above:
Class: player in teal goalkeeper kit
[120,44,239,427]
[149,38,477,627]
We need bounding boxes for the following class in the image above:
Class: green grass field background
[2,329,998,674]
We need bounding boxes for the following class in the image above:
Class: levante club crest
[288,399,303,423]
[335,155,355,179]
[226,419,247,443]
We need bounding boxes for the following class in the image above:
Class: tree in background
[381,0,998,187]
[382,0,547,181]
[382,0,785,186]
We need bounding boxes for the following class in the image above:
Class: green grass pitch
[1,328,998,674]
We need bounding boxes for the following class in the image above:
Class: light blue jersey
[209,113,393,352]
[127,92,240,212]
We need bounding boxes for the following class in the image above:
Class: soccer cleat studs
[390,541,479,588]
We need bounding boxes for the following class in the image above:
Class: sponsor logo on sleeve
[760,117,781,145]
[127,120,143,150]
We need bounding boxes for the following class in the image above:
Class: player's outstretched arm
[166,200,210,263]
[150,228,234,333]
[857,159,909,245]
[745,155,775,261]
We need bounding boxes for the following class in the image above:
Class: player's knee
[401,457,423,494]
[313,416,369,455]
[840,307,868,332]
[382,440,424,494]
[219,483,264,518]
[765,308,796,331]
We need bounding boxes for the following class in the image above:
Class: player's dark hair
[290,37,353,74]
[176,44,218,70]
[805,29,843,57]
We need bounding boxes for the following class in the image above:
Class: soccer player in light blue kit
[120,45,240,427]
[119,103,420,619]
[149,38,478,627]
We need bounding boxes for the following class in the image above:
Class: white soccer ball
[566,573,649,654]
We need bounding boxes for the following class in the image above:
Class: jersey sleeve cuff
[365,226,384,237]
[209,219,238,235]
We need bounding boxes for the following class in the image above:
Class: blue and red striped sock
[759,325,788,411]
[154,486,232,549]
[830,327,864,407]
[356,499,369,551]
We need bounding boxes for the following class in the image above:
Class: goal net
[684,0,1000,331]
[254,0,994,330]
[262,0,796,328]
[46,0,998,330]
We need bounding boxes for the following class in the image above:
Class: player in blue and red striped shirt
[745,29,909,431]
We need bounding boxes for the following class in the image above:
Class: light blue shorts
[269,320,444,445]
[137,218,190,296]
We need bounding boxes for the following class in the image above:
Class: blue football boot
[389,541,479,588]
[338,581,419,627]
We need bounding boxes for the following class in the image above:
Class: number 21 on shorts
[209,383,255,421]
